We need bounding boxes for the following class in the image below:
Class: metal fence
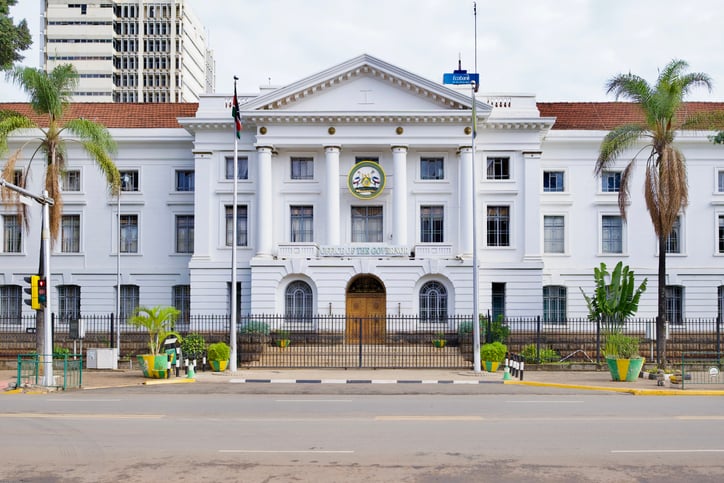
[679,352,724,389]
[15,354,83,390]
[1,314,721,369]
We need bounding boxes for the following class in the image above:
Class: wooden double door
[345,276,386,344]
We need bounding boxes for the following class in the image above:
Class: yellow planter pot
[606,357,645,382]
[483,361,500,372]
[137,354,170,379]
[209,359,228,372]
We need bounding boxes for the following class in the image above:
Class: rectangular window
[172,285,190,327]
[351,206,383,243]
[420,205,444,243]
[666,286,683,325]
[601,171,621,193]
[227,282,242,321]
[58,285,81,322]
[486,206,510,247]
[291,157,314,180]
[0,285,21,321]
[665,216,681,254]
[175,170,194,191]
[225,156,248,180]
[719,216,724,253]
[225,205,248,246]
[61,170,81,191]
[543,171,564,192]
[719,286,724,324]
[420,157,444,180]
[119,285,139,322]
[486,157,510,180]
[719,171,724,192]
[2,215,21,253]
[120,214,138,253]
[61,215,81,253]
[290,205,313,242]
[175,215,194,253]
[543,286,567,324]
[492,283,505,322]
[602,215,623,253]
[543,215,565,253]
[120,170,139,191]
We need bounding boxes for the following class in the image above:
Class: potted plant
[580,261,648,381]
[480,341,507,372]
[432,331,446,348]
[603,333,645,382]
[273,329,291,348]
[239,320,270,362]
[180,332,206,363]
[128,305,181,379]
[207,341,231,372]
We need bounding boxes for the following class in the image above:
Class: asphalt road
[2,390,724,482]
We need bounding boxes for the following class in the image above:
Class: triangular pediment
[241,54,489,114]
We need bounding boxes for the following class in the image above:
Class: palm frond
[0,111,36,154]
[595,124,646,175]
[605,73,651,103]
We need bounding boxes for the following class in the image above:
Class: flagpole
[230,76,239,372]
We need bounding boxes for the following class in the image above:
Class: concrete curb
[143,378,196,385]
[228,378,500,385]
[505,379,724,396]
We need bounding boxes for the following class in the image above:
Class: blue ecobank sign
[442,70,479,85]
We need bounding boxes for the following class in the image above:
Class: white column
[256,146,273,257]
[325,146,341,245]
[458,146,474,255]
[392,146,408,247]
[523,151,543,261]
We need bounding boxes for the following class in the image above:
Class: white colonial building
[1,54,724,328]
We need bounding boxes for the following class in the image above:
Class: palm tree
[595,59,712,367]
[0,64,120,358]
[0,64,120,239]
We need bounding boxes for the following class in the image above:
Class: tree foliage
[580,261,647,332]
[0,0,31,71]
[595,59,713,366]
[0,64,120,240]
[128,305,182,356]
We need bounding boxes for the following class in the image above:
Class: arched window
[285,281,313,322]
[543,286,567,324]
[420,281,447,322]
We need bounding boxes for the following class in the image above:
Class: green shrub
[458,316,510,344]
[180,333,206,358]
[240,320,271,335]
[480,341,507,363]
[521,344,559,363]
[604,333,641,359]
[53,346,70,357]
[207,341,230,362]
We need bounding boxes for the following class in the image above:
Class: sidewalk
[3,367,724,395]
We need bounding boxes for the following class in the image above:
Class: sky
[2,0,724,102]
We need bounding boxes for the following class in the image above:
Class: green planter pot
[209,360,229,372]
[137,354,170,379]
[606,357,645,382]
[432,340,446,348]
[483,361,500,372]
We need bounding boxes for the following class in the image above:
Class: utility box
[86,348,118,369]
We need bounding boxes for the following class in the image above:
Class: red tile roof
[0,103,198,128]
[1,102,721,131]
[538,102,724,130]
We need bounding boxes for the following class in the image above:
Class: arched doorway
[346,275,386,343]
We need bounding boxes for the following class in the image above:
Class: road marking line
[675,416,724,420]
[220,450,354,454]
[49,399,123,402]
[275,399,353,403]
[507,400,584,404]
[0,413,164,419]
[612,449,724,454]
[375,415,483,421]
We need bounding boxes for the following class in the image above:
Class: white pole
[471,82,481,374]
[230,80,239,372]
[42,193,53,386]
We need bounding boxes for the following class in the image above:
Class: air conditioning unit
[86,348,118,369]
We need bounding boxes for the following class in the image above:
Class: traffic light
[23,275,40,310]
[37,277,47,308]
